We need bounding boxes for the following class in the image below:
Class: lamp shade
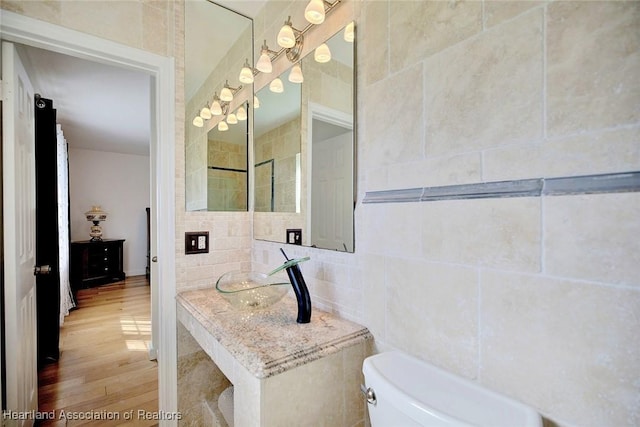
[256,51,273,73]
[314,43,331,63]
[218,121,229,131]
[211,98,223,116]
[304,0,325,24]
[199,106,212,120]
[239,60,254,84]
[236,106,247,121]
[288,63,304,83]
[269,78,284,93]
[344,21,355,42]
[277,20,296,48]
[254,95,260,109]
[220,84,233,102]
[192,116,204,127]
[85,206,108,222]
[227,113,238,124]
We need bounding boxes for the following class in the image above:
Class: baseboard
[148,346,157,361]
[126,269,147,277]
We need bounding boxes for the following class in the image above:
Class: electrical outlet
[185,232,209,254]
[286,228,302,245]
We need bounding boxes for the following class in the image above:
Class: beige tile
[1,0,62,24]
[544,193,640,287]
[361,0,388,86]
[389,0,482,72]
[386,257,479,379]
[547,1,640,137]
[421,198,542,272]
[425,9,543,157]
[358,202,422,257]
[387,152,482,190]
[362,254,386,341]
[361,63,423,168]
[142,2,168,56]
[484,126,640,181]
[481,270,640,427]
[484,0,545,28]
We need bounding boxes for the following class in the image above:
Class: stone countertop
[176,287,372,379]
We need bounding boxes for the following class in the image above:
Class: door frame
[0,11,178,422]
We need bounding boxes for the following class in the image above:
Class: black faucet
[279,249,312,323]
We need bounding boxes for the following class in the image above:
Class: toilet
[362,351,542,427]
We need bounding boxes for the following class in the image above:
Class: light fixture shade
[269,78,284,93]
[85,205,108,222]
[220,84,233,102]
[314,43,331,63]
[192,116,204,127]
[304,0,325,24]
[254,95,260,109]
[227,113,238,124]
[344,21,355,42]
[288,63,304,83]
[210,100,222,116]
[218,120,229,131]
[236,106,247,121]
[239,60,254,84]
[277,19,296,48]
[199,106,212,120]
[256,51,273,73]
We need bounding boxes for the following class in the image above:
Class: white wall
[68,148,150,276]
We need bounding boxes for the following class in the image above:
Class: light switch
[185,231,209,254]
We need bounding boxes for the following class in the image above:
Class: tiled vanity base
[177,288,373,426]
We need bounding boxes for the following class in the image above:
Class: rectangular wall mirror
[184,0,252,211]
[253,24,356,252]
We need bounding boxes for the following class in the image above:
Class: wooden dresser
[70,239,125,292]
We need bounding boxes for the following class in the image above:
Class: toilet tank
[362,351,542,427]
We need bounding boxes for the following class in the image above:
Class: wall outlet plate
[185,231,209,254]
[286,228,302,245]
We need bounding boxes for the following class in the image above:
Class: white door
[2,41,38,425]
[311,131,354,252]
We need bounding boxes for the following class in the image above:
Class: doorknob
[152,256,158,262]
[34,265,52,275]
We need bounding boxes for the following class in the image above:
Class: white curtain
[57,124,75,324]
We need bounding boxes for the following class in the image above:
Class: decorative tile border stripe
[363,172,640,204]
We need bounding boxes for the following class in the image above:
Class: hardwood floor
[37,276,159,426]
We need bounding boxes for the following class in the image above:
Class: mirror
[185,1,252,211]
[253,25,356,252]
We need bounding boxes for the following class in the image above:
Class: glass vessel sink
[215,271,290,310]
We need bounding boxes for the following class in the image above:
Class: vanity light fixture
[314,43,331,63]
[218,120,229,131]
[269,77,284,93]
[304,0,326,24]
[236,106,247,121]
[344,21,355,42]
[277,16,301,49]
[288,63,304,83]
[254,95,260,109]
[192,116,204,127]
[239,58,255,84]
[199,104,212,120]
[227,113,238,124]
[256,40,278,73]
[210,93,223,116]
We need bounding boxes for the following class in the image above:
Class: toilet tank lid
[363,352,542,427]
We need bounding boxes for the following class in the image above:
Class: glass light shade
[199,106,212,120]
[344,21,355,42]
[314,43,331,63]
[236,106,247,121]
[211,99,223,116]
[288,64,304,83]
[256,52,273,73]
[218,120,229,131]
[192,116,204,127]
[254,95,260,109]
[220,85,233,102]
[269,78,284,93]
[227,113,238,124]
[277,21,296,48]
[239,64,254,84]
[85,205,108,222]
[304,0,325,24]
